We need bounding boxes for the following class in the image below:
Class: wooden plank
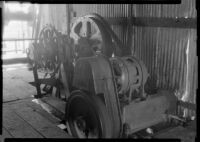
[0,127,13,138]
[3,58,28,65]
[31,97,65,121]
[3,38,37,41]
[26,99,61,124]
[3,89,19,103]
[4,98,60,125]
[41,97,66,114]
[0,128,13,142]
[155,126,196,142]
[12,103,72,138]
[3,108,43,138]
[40,97,66,121]
[3,68,36,102]
[5,11,33,21]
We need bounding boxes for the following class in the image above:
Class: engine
[29,14,178,138]
[65,14,177,138]
[66,54,177,138]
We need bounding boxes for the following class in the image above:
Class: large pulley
[66,14,124,138]
[70,14,123,59]
[66,90,113,138]
[32,25,61,73]
[30,25,73,99]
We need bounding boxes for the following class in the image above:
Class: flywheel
[37,24,60,72]
[70,14,122,58]
[66,90,113,138]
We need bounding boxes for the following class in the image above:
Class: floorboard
[11,103,71,138]
[155,126,196,142]
[3,109,43,138]
[41,96,66,114]
[0,127,13,141]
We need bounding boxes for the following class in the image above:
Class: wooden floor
[3,63,36,102]
[155,125,196,142]
[2,99,72,139]
[2,64,72,141]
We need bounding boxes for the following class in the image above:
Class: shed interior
[1,1,197,140]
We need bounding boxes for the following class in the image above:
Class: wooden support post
[32,63,42,98]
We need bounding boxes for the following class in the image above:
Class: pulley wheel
[39,25,58,48]
[66,91,113,138]
[70,16,114,58]
[37,25,59,71]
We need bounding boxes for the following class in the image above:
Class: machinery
[65,14,178,138]
[29,24,73,99]
[30,14,178,138]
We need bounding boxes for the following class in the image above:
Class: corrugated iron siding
[39,4,68,35]
[132,0,197,116]
[72,1,197,116]
[133,27,190,92]
[134,0,196,18]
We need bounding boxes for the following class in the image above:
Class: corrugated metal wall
[72,1,197,115]
[38,4,68,36]
[37,1,197,117]
[132,1,197,115]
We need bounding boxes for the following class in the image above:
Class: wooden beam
[3,58,28,64]
[105,17,197,29]
[4,11,33,21]
[3,38,37,41]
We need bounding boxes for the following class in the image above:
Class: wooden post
[32,62,42,98]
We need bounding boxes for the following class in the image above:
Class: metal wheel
[37,25,59,72]
[66,91,113,138]
[70,16,114,58]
